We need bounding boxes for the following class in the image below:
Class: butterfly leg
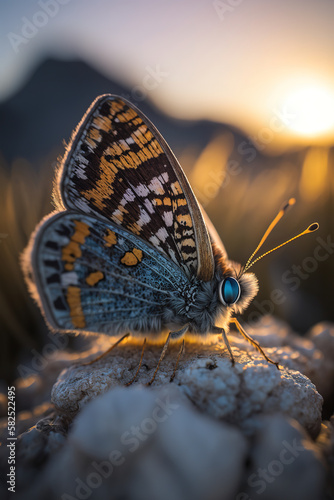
[170,339,185,382]
[82,332,130,366]
[147,325,189,386]
[125,338,147,387]
[230,318,280,369]
[212,326,235,365]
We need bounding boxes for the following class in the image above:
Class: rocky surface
[51,344,323,438]
[0,315,334,500]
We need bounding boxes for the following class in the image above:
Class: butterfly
[22,94,318,384]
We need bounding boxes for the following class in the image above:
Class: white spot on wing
[137,208,151,226]
[148,177,164,194]
[162,211,173,227]
[121,188,135,205]
[156,227,169,242]
[61,272,79,286]
[134,184,149,197]
[144,199,155,214]
[74,164,88,180]
[49,235,69,246]
[74,154,88,179]
[149,235,160,247]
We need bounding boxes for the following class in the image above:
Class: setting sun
[283,85,334,137]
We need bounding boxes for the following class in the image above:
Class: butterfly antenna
[244,223,319,272]
[243,199,319,273]
[243,198,296,272]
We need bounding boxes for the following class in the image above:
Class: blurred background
[0,0,333,382]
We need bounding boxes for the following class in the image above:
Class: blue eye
[219,277,241,306]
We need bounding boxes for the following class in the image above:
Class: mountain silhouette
[0,58,243,166]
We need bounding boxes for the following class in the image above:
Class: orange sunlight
[283,85,334,138]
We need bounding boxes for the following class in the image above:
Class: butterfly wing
[26,212,189,334]
[200,204,228,260]
[57,95,214,281]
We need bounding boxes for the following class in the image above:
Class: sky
[1,0,334,151]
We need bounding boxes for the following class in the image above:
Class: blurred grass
[0,154,56,381]
[184,136,334,331]
[0,138,333,381]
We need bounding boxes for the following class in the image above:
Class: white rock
[51,331,323,438]
[35,386,248,500]
[177,356,322,437]
[307,322,334,402]
[241,415,326,500]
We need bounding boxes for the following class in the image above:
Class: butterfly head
[216,262,259,316]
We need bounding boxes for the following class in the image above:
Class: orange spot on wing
[151,139,164,155]
[138,148,152,161]
[171,181,182,195]
[62,220,90,271]
[182,238,196,248]
[177,197,187,206]
[86,127,102,148]
[128,151,141,167]
[117,108,137,122]
[104,229,117,247]
[133,248,143,261]
[86,271,104,286]
[121,248,143,266]
[126,222,141,235]
[176,214,192,227]
[110,100,123,113]
[67,286,86,328]
[110,143,124,156]
[92,115,112,133]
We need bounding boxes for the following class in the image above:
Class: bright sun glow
[283,85,334,137]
